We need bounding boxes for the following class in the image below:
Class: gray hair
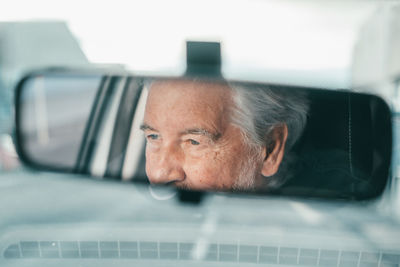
[229,83,309,189]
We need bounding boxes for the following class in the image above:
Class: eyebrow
[140,124,221,141]
[140,123,157,132]
[181,128,222,141]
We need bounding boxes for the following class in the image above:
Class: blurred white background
[0,0,382,87]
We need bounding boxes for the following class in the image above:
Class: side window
[121,87,148,181]
[89,77,146,179]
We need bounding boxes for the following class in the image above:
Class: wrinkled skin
[141,79,286,191]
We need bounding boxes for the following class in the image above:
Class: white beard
[232,148,263,192]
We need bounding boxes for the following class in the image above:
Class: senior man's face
[141,79,286,191]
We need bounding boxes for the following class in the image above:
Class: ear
[261,124,288,177]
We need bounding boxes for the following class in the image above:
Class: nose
[146,144,185,185]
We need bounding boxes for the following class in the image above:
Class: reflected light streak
[148,185,177,201]
[191,211,217,260]
[33,76,50,146]
[290,201,323,225]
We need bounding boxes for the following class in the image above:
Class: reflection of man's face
[141,79,285,191]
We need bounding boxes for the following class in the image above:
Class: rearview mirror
[15,70,393,200]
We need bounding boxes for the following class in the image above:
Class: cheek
[181,154,215,188]
[183,158,211,185]
[210,143,252,185]
[183,149,238,189]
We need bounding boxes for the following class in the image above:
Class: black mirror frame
[13,68,395,201]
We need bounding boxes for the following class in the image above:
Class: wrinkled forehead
[147,79,231,98]
[144,79,234,130]
[146,79,233,112]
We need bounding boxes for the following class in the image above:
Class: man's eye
[189,139,200,145]
[147,134,159,140]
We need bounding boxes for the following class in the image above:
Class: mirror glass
[16,72,392,200]
[19,74,102,168]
